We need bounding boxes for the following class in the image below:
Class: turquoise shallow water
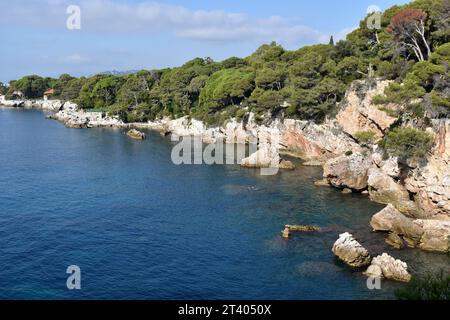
[0,107,448,300]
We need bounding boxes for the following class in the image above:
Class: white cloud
[61,54,90,64]
[0,0,353,48]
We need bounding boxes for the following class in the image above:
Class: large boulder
[368,253,411,282]
[370,204,424,245]
[371,205,450,252]
[332,232,371,268]
[419,219,450,253]
[323,153,371,191]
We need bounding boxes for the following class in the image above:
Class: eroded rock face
[332,232,371,268]
[433,119,450,160]
[368,167,418,214]
[281,119,361,163]
[336,80,398,139]
[405,156,450,219]
[369,253,411,282]
[323,153,371,191]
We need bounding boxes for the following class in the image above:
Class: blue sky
[0,0,409,83]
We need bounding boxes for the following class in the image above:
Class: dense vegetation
[395,272,450,300]
[2,0,449,147]
[380,127,434,158]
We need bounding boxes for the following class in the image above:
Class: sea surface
[0,107,448,300]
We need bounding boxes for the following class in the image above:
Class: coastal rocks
[314,179,331,187]
[404,156,450,219]
[279,160,295,170]
[240,145,280,169]
[367,253,411,282]
[282,119,362,162]
[368,167,418,214]
[364,264,383,278]
[65,118,88,129]
[370,205,450,253]
[1,99,24,108]
[336,80,397,139]
[323,153,371,191]
[332,232,371,268]
[51,109,124,129]
[62,101,78,112]
[432,119,450,160]
[370,204,423,245]
[285,225,321,232]
[41,100,63,112]
[281,126,328,161]
[419,219,450,253]
[385,232,405,249]
[127,129,146,140]
[282,225,321,238]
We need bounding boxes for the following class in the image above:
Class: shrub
[395,272,450,300]
[355,130,377,144]
[235,109,247,121]
[380,127,434,159]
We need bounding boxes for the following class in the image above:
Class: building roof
[44,89,55,95]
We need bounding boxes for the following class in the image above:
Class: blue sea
[0,107,448,300]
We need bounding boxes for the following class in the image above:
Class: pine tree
[329,36,335,45]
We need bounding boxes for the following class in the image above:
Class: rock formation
[332,232,371,268]
[366,253,411,282]
[127,129,146,140]
[371,204,450,253]
[336,80,398,139]
[323,153,371,191]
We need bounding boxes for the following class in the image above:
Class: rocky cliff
[2,81,449,253]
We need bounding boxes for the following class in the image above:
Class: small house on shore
[43,89,55,101]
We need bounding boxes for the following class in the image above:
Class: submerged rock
[282,227,291,239]
[127,129,146,140]
[285,225,321,232]
[279,159,296,170]
[332,232,371,268]
[314,179,331,187]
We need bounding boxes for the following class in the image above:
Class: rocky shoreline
[1,80,449,259]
